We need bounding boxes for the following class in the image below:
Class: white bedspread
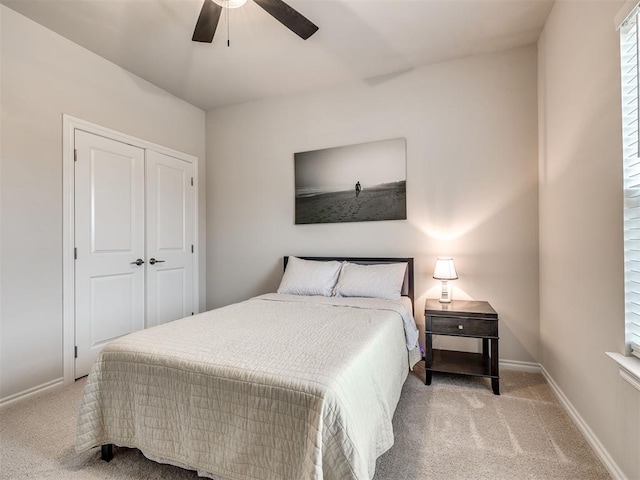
[76,294,420,480]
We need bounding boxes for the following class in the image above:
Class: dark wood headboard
[283,256,414,307]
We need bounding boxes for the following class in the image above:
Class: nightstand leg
[491,338,500,395]
[425,333,433,385]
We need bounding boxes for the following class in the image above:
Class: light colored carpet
[0,367,609,479]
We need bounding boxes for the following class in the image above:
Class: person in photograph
[355,181,361,197]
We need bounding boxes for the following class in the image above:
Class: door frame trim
[62,114,200,384]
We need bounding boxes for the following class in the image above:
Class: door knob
[149,258,165,265]
[130,258,145,266]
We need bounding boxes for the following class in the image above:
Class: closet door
[145,150,194,327]
[74,130,145,378]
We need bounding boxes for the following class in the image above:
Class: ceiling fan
[192,0,318,43]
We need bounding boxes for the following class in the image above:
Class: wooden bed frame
[101,256,414,462]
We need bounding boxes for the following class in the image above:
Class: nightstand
[424,299,499,395]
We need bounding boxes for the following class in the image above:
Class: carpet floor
[0,367,610,479]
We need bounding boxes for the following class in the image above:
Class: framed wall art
[294,137,407,224]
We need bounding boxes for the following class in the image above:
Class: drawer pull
[458,325,464,330]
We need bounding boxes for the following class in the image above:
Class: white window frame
[610,0,640,386]
[620,5,640,360]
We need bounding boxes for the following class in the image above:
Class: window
[620,3,640,359]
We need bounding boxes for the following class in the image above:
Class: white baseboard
[539,365,626,480]
[500,359,541,373]
[0,377,64,409]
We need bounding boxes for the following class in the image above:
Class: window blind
[620,5,640,358]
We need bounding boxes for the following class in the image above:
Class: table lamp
[433,257,458,303]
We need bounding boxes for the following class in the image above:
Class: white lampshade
[433,257,458,280]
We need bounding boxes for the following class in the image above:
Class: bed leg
[101,444,113,462]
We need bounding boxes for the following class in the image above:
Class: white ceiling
[2,0,554,110]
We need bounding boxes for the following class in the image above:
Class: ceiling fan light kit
[212,0,247,9]
[192,0,318,44]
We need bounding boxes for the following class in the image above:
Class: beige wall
[538,0,639,477]
[0,6,206,400]
[206,45,540,364]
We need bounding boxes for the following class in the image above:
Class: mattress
[76,293,420,480]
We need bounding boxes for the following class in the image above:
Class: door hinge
[74,247,77,260]
[191,177,194,186]
[74,346,78,358]
[191,244,194,253]
[74,149,77,162]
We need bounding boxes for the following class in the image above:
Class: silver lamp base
[439,280,451,303]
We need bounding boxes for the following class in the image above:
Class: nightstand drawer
[429,316,495,337]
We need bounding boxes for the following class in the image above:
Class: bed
[76,256,420,480]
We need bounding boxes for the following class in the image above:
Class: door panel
[146,150,194,327]
[92,155,135,252]
[90,274,136,344]
[155,268,186,325]
[157,165,186,249]
[75,130,145,378]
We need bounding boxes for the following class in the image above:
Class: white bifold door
[74,130,194,378]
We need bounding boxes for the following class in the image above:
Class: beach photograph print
[294,138,407,224]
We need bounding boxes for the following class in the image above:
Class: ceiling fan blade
[192,0,223,43]
[253,0,318,40]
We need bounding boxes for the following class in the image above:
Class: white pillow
[334,262,407,300]
[277,257,343,297]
